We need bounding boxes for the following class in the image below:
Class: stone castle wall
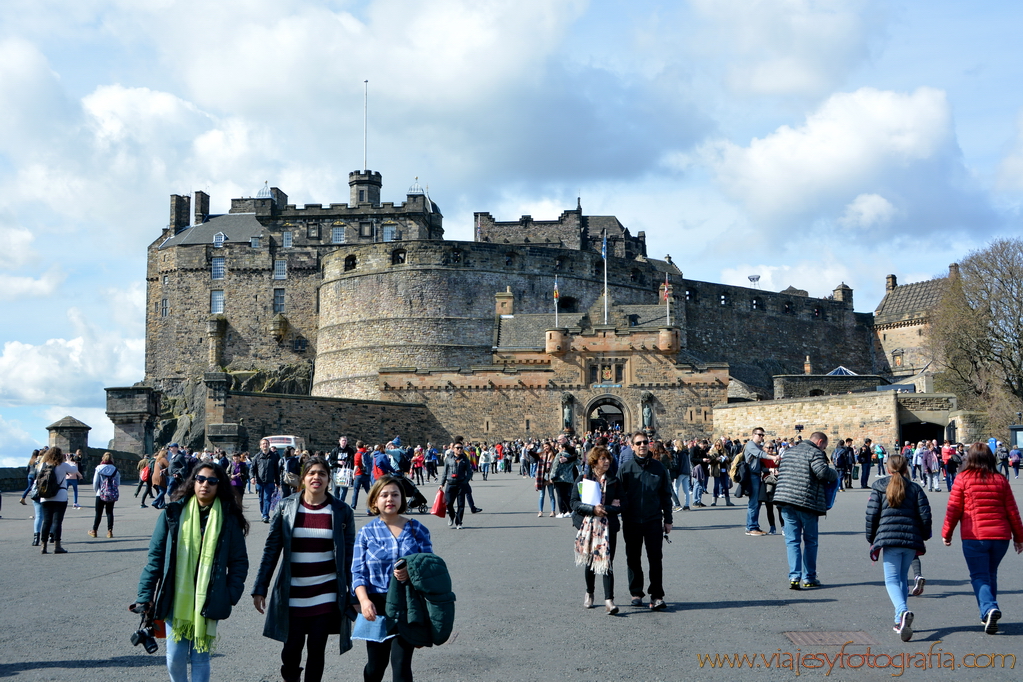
[313,240,680,399]
[216,391,449,452]
[682,280,874,387]
[773,375,887,399]
[713,392,900,444]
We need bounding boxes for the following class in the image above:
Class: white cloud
[0,267,64,299]
[0,308,143,407]
[0,412,43,467]
[838,193,898,229]
[720,259,855,299]
[688,0,883,96]
[41,405,115,451]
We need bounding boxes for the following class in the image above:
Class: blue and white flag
[601,231,607,259]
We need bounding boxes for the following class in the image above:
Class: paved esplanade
[2,474,1022,681]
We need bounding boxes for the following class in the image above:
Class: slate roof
[158,213,265,249]
[826,366,858,376]
[581,215,627,239]
[496,313,586,348]
[874,278,945,325]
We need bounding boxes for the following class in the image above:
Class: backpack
[35,464,62,499]
[98,472,119,502]
[833,447,850,470]
[140,463,151,482]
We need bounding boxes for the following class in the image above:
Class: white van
[263,434,307,452]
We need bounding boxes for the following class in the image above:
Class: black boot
[281,665,303,682]
[40,541,48,554]
[53,541,67,554]
[32,533,40,546]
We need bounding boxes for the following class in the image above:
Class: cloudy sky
[2,0,1022,465]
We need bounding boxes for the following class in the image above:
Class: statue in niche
[561,393,573,431]
[642,403,653,429]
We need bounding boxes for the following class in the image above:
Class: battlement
[474,203,646,259]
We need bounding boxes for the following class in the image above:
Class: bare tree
[930,238,1023,424]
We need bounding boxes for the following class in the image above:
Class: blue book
[351,614,395,642]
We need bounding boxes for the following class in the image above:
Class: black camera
[129,603,160,654]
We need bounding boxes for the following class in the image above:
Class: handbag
[269,487,282,512]
[430,488,447,517]
[335,466,354,488]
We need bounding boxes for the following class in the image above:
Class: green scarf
[170,496,222,653]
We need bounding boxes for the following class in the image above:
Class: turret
[349,170,382,205]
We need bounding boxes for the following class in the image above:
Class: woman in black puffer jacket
[866,454,931,643]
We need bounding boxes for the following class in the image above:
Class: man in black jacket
[252,439,281,523]
[618,432,673,611]
[330,436,355,501]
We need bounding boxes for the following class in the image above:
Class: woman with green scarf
[136,461,249,682]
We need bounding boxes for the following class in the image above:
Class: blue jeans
[67,478,79,505]
[691,475,705,504]
[882,546,915,622]
[779,505,819,582]
[962,539,1010,620]
[537,484,556,512]
[675,475,691,508]
[152,485,167,509]
[166,636,210,682]
[332,485,349,503]
[714,474,730,501]
[255,483,275,518]
[350,474,371,509]
[32,499,43,534]
[746,476,763,531]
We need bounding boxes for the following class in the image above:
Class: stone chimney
[949,263,960,279]
[194,191,210,225]
[886,274,898,292]
[495,286,514,316]
[170,194,190,234]
[804,356,812,375]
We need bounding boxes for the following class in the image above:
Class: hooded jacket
[93,463,120,498]
[865,475,932,553]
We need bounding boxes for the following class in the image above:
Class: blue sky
[2,0,1022,465]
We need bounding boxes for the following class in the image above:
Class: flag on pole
[601,231,607,259]
[663,272,671,300]
[553,275,559,300]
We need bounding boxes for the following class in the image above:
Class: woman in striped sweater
[253,456,356,682]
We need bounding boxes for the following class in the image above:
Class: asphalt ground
[2,469,1023,682]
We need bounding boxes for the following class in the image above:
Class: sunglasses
[633,440,649,446]
[195,475,220,485]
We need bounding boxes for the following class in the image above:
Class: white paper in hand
[580,478,601,506]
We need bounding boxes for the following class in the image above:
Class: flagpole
[603,230,608,325]
[665,273,671,326]
[363,80,368,170]
[554,275,559,327]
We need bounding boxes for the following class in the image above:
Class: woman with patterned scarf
[571,446,625,615]
[136,462,249,682]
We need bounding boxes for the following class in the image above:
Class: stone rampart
[773,374,887,399]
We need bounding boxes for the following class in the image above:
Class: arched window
[391,249,407,265]
[344,255,357,272]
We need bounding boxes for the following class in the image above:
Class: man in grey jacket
[772,431,838,590]
[743,428,776,536]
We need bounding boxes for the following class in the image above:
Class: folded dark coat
[385,552,456,648]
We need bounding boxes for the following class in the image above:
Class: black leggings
[364,593,415,682]
[554,482,573,515]
[93,499,115,532]
[282,612,335,682]
[584,531,618,600]
[40,500,68,542]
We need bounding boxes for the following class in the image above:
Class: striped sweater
[289,499,337,617]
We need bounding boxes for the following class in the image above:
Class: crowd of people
[10,426,1023,681]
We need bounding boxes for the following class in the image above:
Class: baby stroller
[397,476,429,514]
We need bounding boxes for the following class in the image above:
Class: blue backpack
[98,472,119,502]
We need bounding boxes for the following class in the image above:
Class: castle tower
[349,170,382,205]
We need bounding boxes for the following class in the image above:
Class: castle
[104,170,944,454]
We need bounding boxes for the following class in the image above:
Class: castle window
[211,256,225,280]
[160,298,168,317]
[344,255,357,272]
[630,269,640,283]
[251,237,260,248]
[751,297,762,310]
[331,227,345,244]
[210,290,224,314]
[282,231,293,248]
[615,364,624,383]
[273,259,287,280]
[555,257,563,271]
[784,302,793,314]
[359,189,365,203]
[505,253,516,267]
[359,221,373,238]
[382,225,397,242]
[162,275,168,285]
[451,249,462,264]
[594,262,602,277]
[589,365,598,384]
[685,289,695,302]
[719,293,730,306]
[307,223,320,239]
[813,306,824,319]
[391,249,407,265]
[213,232,225,248]
[294,338,308,352]
[273,288,285,313]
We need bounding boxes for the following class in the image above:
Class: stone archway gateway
[586,395,628,434]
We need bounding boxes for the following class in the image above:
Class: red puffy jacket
[942,469,1023,541]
